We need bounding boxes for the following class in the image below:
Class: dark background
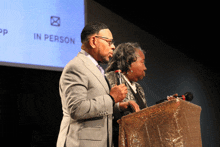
[94,0,219,74]
[1,1,219,146]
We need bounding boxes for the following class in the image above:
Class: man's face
[127,50,147,82]
[95,29,115,64]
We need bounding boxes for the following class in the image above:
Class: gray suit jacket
[57,52,113,147]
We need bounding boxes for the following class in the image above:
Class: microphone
[156,92,193,104]
[115,70,122,85]
[174,92,193,101]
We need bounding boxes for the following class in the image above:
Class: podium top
[118,99,202,147]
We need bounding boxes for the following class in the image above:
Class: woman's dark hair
[106,42,144,73]
[81,22,109,43]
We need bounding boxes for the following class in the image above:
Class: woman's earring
[127,70,133,75]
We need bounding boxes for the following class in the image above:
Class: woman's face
[126,49,147,82]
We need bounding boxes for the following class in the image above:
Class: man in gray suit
[57,22,128,147]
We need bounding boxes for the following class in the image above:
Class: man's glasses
[95,36,115,46]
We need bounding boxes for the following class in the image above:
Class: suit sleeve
[60,63,113,120]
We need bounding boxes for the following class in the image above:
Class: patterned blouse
[105,71,148,120]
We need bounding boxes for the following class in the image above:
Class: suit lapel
[77,53,109,93]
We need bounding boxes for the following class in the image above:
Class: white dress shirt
[121,74,137,94]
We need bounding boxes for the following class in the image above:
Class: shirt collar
[80,49,98,66]
[121,74,137,93]
[80,49,105,76]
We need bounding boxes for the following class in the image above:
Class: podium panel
[118,99,202,147]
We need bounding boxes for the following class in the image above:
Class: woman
[105,42,148,147]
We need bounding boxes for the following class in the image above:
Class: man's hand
[119,100,140,112]
[167,93,178,101]
[109,84,127,103]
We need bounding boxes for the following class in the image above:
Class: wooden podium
[118,99,202,147]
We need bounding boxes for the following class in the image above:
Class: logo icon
[50,16,60,27]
